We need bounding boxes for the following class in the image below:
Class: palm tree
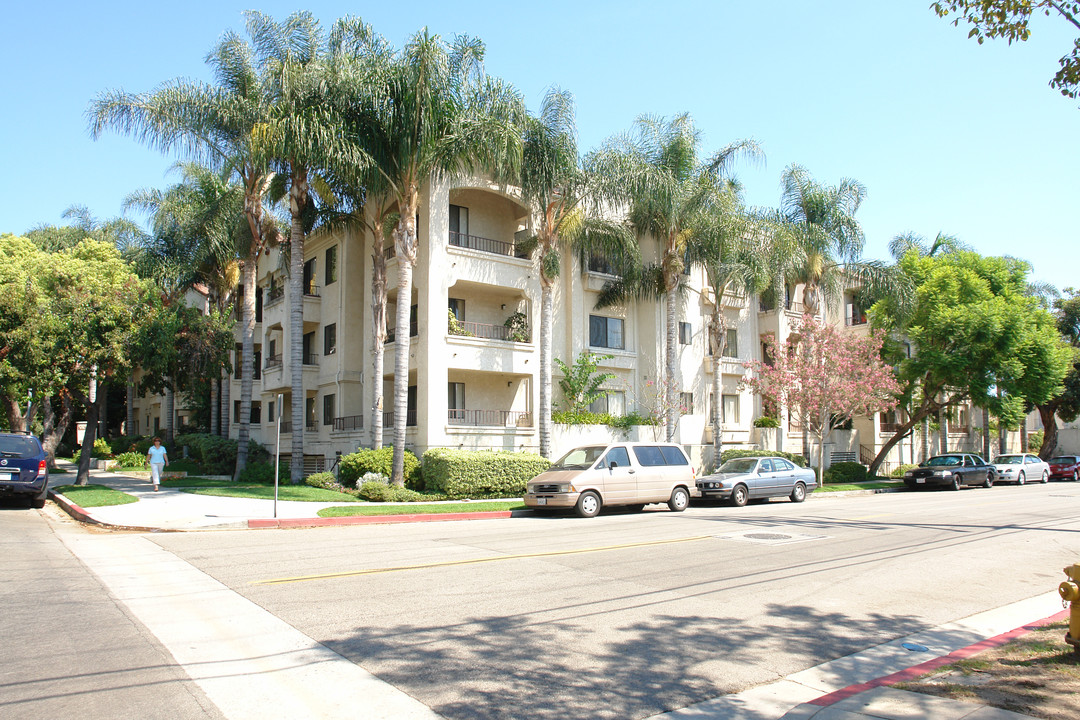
[590,114,762,441]
[518,88,637,458]
[90,20,282,478]
[338,28,525,485]
[686,187,782,467]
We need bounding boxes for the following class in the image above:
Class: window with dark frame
[324,323,337,355]
[448,382,465,420]
[679,322,692,345]
[589,315,625,350]
[723,328,738,357]
[680,392,694,414]
[323,394,335,426]
[251,401,261,425]
[303,258,317,294]
[325,245,338,285]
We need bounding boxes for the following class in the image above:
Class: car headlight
[904,471,914,477]
[936,470,952,476]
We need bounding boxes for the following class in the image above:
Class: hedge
[174,433,269,475]
[823,461,868,484]
[339,447,422,489]
[719,448,808,467]
[422,448,550,498]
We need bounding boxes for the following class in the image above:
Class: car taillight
[37,460,46,476]
[691,466,696,479]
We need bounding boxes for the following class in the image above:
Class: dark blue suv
[0,433,49,508]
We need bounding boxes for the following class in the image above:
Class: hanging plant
[504,311,529,342]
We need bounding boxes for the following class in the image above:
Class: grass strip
[819,480,903,492]
[318,501,525,517]
[162,477,244,488]
[178,485,362,502]
[54,484,138,507]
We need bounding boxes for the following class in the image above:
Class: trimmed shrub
[305,472,360,496]
[236,461,288,484]
[719,448,808,468]
[357,480,425,502]
[890,463,919,478]
[109,435,145,455]
[113,451,145,468]
[339,447,422,489]
[422,448,550,499]
[823,461,868,484]
[753,416,780,428]
[172,433,265,475]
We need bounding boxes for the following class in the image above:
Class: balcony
[449,320,529,343]
[846,313,868,326]
[264,354,282,371]
[449,231,528,259]
[265,286,284,308]
[304,283,320,298]
[386,325,419,344]
[281,421,318,433]
[302,353,319,366]
[333,415,364,432]
[448,409,532,427]
[382,411,417,427]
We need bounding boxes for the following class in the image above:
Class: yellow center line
[252,535,715,586]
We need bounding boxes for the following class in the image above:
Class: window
[251,401,261,425]
[154,416,160,432]
[589,315,624,350]
[324,324,337,356]
[407,385,417,426]
[303,332,315,363]
[588,390,625,415]
[587,255,616,275]
[325,246,338,285]
[449,204,469,237]
[660,446,689,465]
[679,322,692,345]
[305,397,316,428]
[448,298,464,320]
[680,392,694,414]
[448,382,465,421]
[253,350,261,381]
[774,458,795,471]
[723,329,738,358]
[268,401,275,422]
[303,258,317,294]
[722,394,740,424]
[235,285,244,320]
[323,394,335,426]
[234,344,243,379]
[233,401,241,424]
[632,446,667,467]
[255,289,263,323]
[601,446,631,468]
[268,338,276,359]
[760,459,775,472]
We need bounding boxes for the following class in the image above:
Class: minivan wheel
[668,487,689,512]
[790,482,807,503]
[950,475,962,491]
[731,485,749,507]
[576,491,601,518]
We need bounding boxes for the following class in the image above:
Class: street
[3,482,1079,719]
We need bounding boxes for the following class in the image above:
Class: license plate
[0,472,15,482]
[536,498,547,505]
[916,478,925,484]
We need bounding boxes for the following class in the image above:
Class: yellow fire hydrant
[1060,564,1080,653]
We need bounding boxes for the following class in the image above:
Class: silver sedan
[696,456,818,507]
[992,453,1050,485]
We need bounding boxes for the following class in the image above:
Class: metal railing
[264,354,282,371]
[846,314,869,326]
[333,415,364,432]
[302,353,319,366]
[449,320,529,342]
[447,409,533,427]
[265,286,284,307]
[449,231,529,258]
[280,421,291,434]
[382,411,417,427]
[386,325,418,344]
[303,284,320,298]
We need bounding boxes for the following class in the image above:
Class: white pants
[150,463,164,486]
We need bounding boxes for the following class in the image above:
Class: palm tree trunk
[126,380,135,436]
[390,202,419,488]
[664,285,679,442]
[982,406,990,458]
[165,385,175,443]
[371,247,387,449]
[709,310,726,471]
[209,378,219,436]
[288,194,306,485]
[921,416,930,463]
[539,274,555,459]
[939,406,949,453]
[233,261,257,479]
[220,365,230,437]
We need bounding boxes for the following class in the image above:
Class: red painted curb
[248,510,514,528]
[808,608,1072,706]
[48,491,100,525]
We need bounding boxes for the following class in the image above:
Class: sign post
[274,393,282,519]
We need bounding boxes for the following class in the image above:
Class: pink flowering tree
[742,314,901,480]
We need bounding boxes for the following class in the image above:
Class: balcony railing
[846,314,868,326]
[266,286,284,307]
[449,320,529,342]
[949,424,970,434]
[382,411,418,427]
[386,325,419,344]
[880,422,904,434]
[449,231,528,258]
[304,284,320,298]
[448,409,533,427]
[279,421,291,434]
[264,354,282,371]
[332,415,365,432]
[281,421,318,433]
[302,353,319,366]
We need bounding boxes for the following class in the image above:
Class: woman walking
[145,437,169,492]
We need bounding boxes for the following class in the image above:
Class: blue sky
[3,1,1077,291]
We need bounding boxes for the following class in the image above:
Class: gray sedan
[696,456,818,507]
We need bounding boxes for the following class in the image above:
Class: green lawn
[317,501,526,517]
[54,484,138,507]
[161,477,238,488]
[178,484,363,502]
[819,480,903,492]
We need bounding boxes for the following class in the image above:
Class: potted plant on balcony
[504,312,529,342]
[448,309,473,337]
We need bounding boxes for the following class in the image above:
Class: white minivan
[524,442,696,517]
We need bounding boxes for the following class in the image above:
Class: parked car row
[526,443,1077,519]
[524,442,817,518]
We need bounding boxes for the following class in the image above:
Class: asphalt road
[0,500,222,720]
[139,482,1080,720]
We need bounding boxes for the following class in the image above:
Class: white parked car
[992,453,1049,485]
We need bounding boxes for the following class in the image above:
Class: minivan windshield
[925,455,962,467]
[718,458,759,474]
[995,455,1022,464]
[0,435,38,458]
[551,446,607,471]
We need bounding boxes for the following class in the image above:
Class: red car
[1048,455,1080,481]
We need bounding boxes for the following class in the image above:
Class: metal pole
[274,393,282,518]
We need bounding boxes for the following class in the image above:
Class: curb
[810,486,905,499]
[249,510,515,528]
[806,608,1071,707]
[48,489,102,525]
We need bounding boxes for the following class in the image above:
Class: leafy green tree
[554,352,616,413]
[338,27,525,486]
[868,250,1070,475]
[518,88,637,458]
[931,1,1080,98]
[590,114,761,441]
[1035,288,1080,456]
